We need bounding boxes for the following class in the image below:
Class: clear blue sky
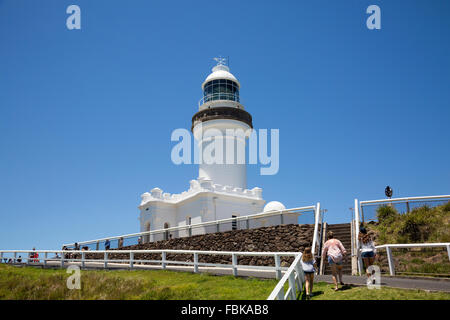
[1,0,449,250]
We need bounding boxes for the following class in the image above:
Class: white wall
[140,192,265,236]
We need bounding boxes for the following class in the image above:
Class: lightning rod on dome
[213,56,228,66]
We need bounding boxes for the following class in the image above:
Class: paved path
[16,261,450,293]
[315,274,450,293]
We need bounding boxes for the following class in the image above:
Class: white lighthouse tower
[138,59,269,238]
[193,57,251,189]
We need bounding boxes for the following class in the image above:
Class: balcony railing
[198,93,240,107]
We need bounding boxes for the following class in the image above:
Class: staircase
[322,223,352,275]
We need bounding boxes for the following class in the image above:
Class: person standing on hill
[322,231,347,291]
[105,239,110,250]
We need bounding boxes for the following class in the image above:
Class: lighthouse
[138,58,287,239]
[192,57,252,190]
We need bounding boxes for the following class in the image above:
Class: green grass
[372,202,450,244]
[301,282,450,300]
[0,264,278,300]
[1,265,449,300]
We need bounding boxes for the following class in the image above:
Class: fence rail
[374,243,450,276]
[359,195,450,223]
[352,195,450,275]
[267,253,304,300]
[62,204,320,251]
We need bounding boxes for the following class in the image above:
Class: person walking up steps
[301,247,317,300]
[322,231,347,291]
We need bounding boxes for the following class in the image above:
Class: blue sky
[0,0,449,250]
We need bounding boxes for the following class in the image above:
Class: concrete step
[322,223,353,275]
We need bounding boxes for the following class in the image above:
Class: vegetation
[0,264,278,300]
[1,265,449,300]
[303,282,450,300]
[373,201,450,244]
[365,202,450,276]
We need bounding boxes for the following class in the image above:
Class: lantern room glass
[203,79,240,103]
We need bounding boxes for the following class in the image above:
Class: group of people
[300,225,377,299]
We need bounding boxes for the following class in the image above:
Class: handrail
[199,93,240,106]
[267,253,304,300]
[62,205,317,248]
[353,195,449,275]
[375,243,450,249]
[360,195,450,205]
[371,242,450,276]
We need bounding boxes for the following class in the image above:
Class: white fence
[375,243,450,276]
[267,253,304,300]
[0,249,300,280]
[62,204,322,252]
[0,248,305,300]
[352,195,450,275]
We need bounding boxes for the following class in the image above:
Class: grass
[372,202,450,244]
[1,264,449,300]
[0,264,278,300]
[301,282,450,300]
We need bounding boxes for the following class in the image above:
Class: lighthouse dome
[202,64,240,89]
[263,201,286,212]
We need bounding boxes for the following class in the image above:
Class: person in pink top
[321,231,347,291]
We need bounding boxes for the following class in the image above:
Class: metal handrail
[360,195,450,205]
[62,205,317,248]
[353,195,449,275]
[198,93,240,106]
[373,242,450,276]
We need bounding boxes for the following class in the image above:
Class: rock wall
[80,224,315,267]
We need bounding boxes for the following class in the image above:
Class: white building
[138,59,287,239]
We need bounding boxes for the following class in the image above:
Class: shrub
[376,205,398,222]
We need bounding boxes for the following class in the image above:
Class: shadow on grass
[338,284,354,291]
[299,290,324,300]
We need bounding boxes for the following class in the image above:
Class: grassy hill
[365,202,450,276]
[0,264,277,300]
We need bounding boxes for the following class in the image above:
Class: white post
[81,252,85,269]
[161,251,166,269]
[0,252,3,263]
[194,253,199,273]
[44,252,48,267]
[61,252,64,267]
[104,252,108,268]
[311,202,320,255]
[386,246,395,276]
[446,245,450,262]
[232,254,238,276]
[354,198,364,275]
[274,254,281,280]
[276,288,284,300]
[14,252,17,263]
[293,262,303,292]
[130,252,134,269]
[288,273,296,300]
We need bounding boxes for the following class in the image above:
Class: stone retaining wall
[76,224,315,267]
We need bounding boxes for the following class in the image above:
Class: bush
[376,205,398,222]
[371,202,450,244]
